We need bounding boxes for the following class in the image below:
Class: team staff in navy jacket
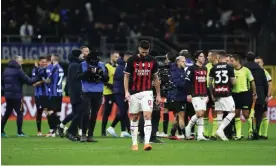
[169,56,187,138]
[77,50,109,142]
[57,48,87,141]
[1,56,41,137]
[108,52,132,137]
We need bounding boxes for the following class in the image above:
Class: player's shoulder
[241,66,251,72]
[205,62,212,68]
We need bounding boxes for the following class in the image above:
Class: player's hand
[156,95,162,104]
[187,95,192,103]
[125,91,131,101]
[34,61,38,67]
[211,95,217,102]
[265,95,273,103]
[253,94,257,102]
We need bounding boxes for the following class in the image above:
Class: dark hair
[179,49,189,57]
[124,51,133,56]
[217,50,227,57]
[194,50,204,60]
[166,52,176,62]
[246,51,255,61]
[111,50,119,55]
[46,55,52,61]
[255,56,263,60]
[80,46,89,50]
[39,56,46,61]
[139,40,150,49]
[232,54,241,62]
[227,54,233,58]
[52,54,60,61]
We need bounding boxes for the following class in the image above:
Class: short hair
[39,56,46,61]
[255,56,263,60]
[111,50,120,55]
[124,51,133,56]
[52,54,60,61]
[12,55,22,61]
[166,52,176,62]
[46,55,52,61]
[232,54,241,62]
[246,51,255,61]
[227,54,233,58]
[194,50,204,60]
[208,49,218,54]
[218,50,227,57]
[176,56,185,62]
[80,46,89,50]
[179,49,189,57]
[139,40,150,49]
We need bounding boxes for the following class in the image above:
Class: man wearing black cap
[244,52,268,139]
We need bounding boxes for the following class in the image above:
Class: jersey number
[57,73,64,85]
[215,70,228,84]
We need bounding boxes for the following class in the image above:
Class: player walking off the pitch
[185,50,209,141]
[124,40,161,151]
[208,50,236,141]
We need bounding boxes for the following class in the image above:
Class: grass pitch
[1,121,276,165]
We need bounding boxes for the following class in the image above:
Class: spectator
[20,20,33,44]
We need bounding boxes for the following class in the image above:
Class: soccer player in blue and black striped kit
[32,56,48,136]
[44,54,64,137]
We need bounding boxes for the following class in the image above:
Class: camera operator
[77,50,109,142]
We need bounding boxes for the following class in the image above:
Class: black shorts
[39,96,51,109]
[164,102,176,111]
[174,102,186,113]
[264,104,268,111]
[207,91,215,109]
[48,96,62,111]
[232,91,252,110]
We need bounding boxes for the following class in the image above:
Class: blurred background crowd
[2,0,276,50]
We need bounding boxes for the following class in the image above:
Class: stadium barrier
[1,96,276,123]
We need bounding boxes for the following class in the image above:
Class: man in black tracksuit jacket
[244,52,268,139]
[64,49,85,141]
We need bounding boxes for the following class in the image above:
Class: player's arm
[247,70,257,98]
[261,69,269,97]
[152,60,161,97]
[104,65,112,88]
[44,67,55,84]
[208,67,215,100]
[229,66,236,85]
[123,58,133,95]
[184,66,194,95]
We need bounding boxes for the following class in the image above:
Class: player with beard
[185,50,209,141]
[205,50,219,140]
[208,50,236,141]
[124,40,161,151]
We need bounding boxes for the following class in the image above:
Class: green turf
[1,121,276,165]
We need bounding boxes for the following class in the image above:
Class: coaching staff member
[1,55,41,137]
[77,50,109,142]
[244,52,268,139]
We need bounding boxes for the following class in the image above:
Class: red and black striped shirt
[185,64,208,97]
[124,54,158,94]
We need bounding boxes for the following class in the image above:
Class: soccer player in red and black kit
[185,50,209,141]
[124,40,161,151]
[208,50,236,141]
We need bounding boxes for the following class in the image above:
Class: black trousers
[114,94,130,132]
[67,100,85,136]
[82,92,102,137]
[254,104,265,136]
[1,99,23,134]
[139,110,160,139]
[101,94,115,134]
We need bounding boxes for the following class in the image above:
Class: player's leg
[186,102,196,138]
[80,94,91,142]
[216,96,236,141]
[1,99,15,137]
[150,107,163,143]
[260,104,269,139]
[35,97,43,136]
[102,95,114,136]
[141,91,154,151]
[87,92,102,142]
[129,93,140,150]
[203,107,210,138]
[233,93,242,140]
[14,100,26,136]
[254,104,263,139]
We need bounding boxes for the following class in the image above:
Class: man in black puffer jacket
[244,52,268,139]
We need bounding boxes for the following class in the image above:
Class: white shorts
[129,91,154,114]
[215,96,235,112]
[191,96,208,112]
